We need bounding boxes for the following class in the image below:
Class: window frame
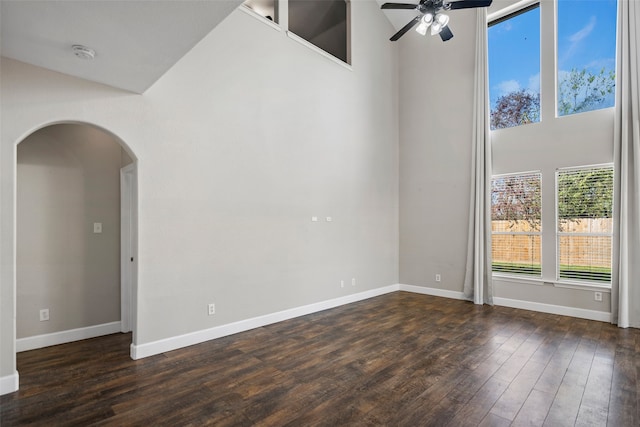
[555,0,618,118]
[488,0,616,292]
[487,1,542,131]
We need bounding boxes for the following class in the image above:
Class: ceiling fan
[381,0,493,42]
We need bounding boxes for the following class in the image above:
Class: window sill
[493,274,545,287]
[492,274,611,292]
[553,280,611,293]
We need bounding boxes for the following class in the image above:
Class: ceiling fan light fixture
[430,13,449,35]
[415,13,433,36]
[385,0,493,42]
[437,13,450,26]
[416,22,429,36]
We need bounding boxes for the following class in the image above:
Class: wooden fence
[492,219,612,267]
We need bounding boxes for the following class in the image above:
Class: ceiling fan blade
[381,2,418,9]
[439,25,454,41]
[448,0,493,10]
[390,15,422,41]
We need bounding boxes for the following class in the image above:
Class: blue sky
[488,0,617,108]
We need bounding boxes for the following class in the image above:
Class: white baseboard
[131,285,400,359]
[16,321,122,352]
[0,371,19,396]
[398,284,467,300]
[130,283,613,360]
[493,297,612,323]
[397,285,612,323]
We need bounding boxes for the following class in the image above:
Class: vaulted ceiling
[0,0,243,93]
[1,1,507,94]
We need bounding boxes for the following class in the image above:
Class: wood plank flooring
[1,292,638,426]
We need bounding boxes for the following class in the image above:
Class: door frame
[120,163,137,335]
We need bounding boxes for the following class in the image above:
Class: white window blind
[491,172,542,276]
[557,166,613,283]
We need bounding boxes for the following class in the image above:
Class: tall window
[557,166,613,282]
[488,4,541,130]
[489,1,618,292]
[491,173,542,276]
[557,0,617,116]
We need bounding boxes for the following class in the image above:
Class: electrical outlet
[435,274,441,282]
[594,292,603,302]
[208,303,215,315]
[341,280,344,288]
[352,278,356,287]
[39,309,49,321]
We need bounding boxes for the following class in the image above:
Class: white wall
[17,124,126,338]
[1,0,398,383]
[399,10,478,293]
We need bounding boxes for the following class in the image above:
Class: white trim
[553,281,612,292]
[286,31,352,70]
[493,297,612,323]
[0,371,19,396]
[131,285,399,359]
[492,169,541,179]
[120,163,137,334]
[493,274,612,292]
[493,275,547,286]
[398,284,467,300]
[487,0,539,24]
[16,321,122,352]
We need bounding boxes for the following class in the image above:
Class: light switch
[93,222,102,233]
[326,217,332,222]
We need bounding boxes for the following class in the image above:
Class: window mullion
[541,166,556,281]
[539,0,556,121]
[280,0,288,30]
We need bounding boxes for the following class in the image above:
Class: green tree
[557,168,613,222]
[491,67,616,129]
[558,67,615,116]
[490,90,540,130]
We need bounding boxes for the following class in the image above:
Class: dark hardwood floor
[1,292,638,426]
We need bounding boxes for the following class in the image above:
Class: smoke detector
[72,44,96,60]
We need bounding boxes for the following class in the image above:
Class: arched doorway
[15,122,137,353]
